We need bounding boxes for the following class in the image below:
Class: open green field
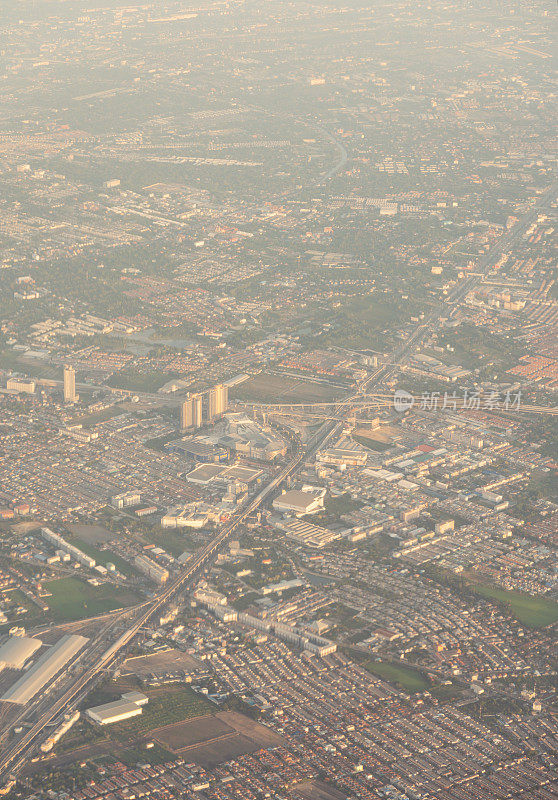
[472,584,558,628]
[106,369,180,393]
[44,577,140,621]
[362,660,429,692]
[315,294,417,351]
[69,406,126,429]
[231,372,344,404]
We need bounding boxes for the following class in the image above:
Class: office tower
[208,383,228,421]
[180,397,194,431]
[63,365,76,403]
[192,394,203,429]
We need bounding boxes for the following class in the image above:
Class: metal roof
[0,634,88,705]
[86,699,142,723]
[0,636,42,670]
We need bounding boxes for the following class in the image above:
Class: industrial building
[277,518,343,548]
[0,635,42,671]
[6,377,35,395]
[0,634,89,705]
[272,487,326,516]
[317,437,368,467]
[161,503,210,529]
[86,691,148,725]
[171,438,228,463]
[216,413,287,460]
[185,463,263,487]
[134,554,169,585]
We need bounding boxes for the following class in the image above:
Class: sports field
[362,660,428,692]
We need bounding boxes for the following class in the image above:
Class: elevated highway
[0,442,307,779]
[1,181,554,782]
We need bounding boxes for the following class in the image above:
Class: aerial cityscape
[0,0,556,798]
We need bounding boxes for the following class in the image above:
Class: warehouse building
[86,692,148,725]
[134,554,169,585]
[317,437,368,467]
[272,486,326,517]
[0,635,42,671]
[0,634,89,705]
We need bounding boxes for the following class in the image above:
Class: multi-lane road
[1,182,555,784]
[0,438,310,781]
[0,344,388,781]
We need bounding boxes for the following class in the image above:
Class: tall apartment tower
[180,397,194,431]
[192,394,203,429]
[220,383,228,414]
[208,383,228,421]
[63,365,76,403]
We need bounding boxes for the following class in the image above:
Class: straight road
[0,442,306,780]
[1,181,555,783]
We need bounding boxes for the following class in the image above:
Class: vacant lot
[67,523,114,546]
[155,715,233,750]
[144,527,198,558]
[123,649,204,679]
[232,373,344,403]
[43,577,139,621]
[182,733,257,768]
[218,711,284,746]
[106,369,180,393]
[472,583,558,628]
[153,711,284,768]
[292,781,347,800]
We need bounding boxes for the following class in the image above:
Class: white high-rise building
[208,383,228,420]
[63,365,76,403]
[192,394,203,429]
[180,397,194,431]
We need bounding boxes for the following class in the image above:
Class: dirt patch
[67,524,115,546]
[292,780,347,800]
[232,373,344,404]
[9,522,41,536]
[153,711,285,768]
[218,711,284,747]
[122,649,204,678]
[155,715,234,750]
[182,733,258,768]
